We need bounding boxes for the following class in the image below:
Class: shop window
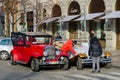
[89,20,105,40]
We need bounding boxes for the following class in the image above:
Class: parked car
[0,38,13,60]
[10,32,69,72]
[53,40,112,70]
[73,41,112,69]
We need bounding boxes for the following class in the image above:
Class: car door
[20,36,32,63]
[15,37,25,62]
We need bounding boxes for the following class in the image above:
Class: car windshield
[32,37,51,44]
[0,39,12,45]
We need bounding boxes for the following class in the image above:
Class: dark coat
[88,37,102,57]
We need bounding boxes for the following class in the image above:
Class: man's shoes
[96,70,101,73]
[91,71,95,73]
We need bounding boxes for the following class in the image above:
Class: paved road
[0,60,120,80]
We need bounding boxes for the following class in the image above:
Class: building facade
[3,0,120,50]
[39,0,120,51]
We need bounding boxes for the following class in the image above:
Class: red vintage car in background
[10,32,69,72]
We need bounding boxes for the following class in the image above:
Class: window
[32,37,51,44]
[89,20,105,40]
[19,13,24,25]
[0,39,9,45]
[28,26,33,32]
[12,35,24,46]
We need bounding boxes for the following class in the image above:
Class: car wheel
[0,51,9,60]
[105,63,112,69]
[31,58,40,72]
[61,57,69,70]
[10,54,17,65]
[76,57,83,70]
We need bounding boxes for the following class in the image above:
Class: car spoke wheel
[76,57,83,70]
[31,58,40,72]
[10,54,17,65]
[61,57,69,70]
[0,51,9,60]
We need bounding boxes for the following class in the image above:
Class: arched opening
[89,0,105,13]
[68,1,80,39]
[68,1,80,15]
[52,5,61,17]
[51,5,62,36]
[115,0,120,49]
[89,0,105,48]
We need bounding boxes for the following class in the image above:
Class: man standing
[88,30,102,73]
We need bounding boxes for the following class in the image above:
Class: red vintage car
[10,32,69,72]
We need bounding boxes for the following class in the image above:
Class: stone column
[104,1,116,50]
[80,2,89,41]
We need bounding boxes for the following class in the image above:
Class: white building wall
[104,0,116,50]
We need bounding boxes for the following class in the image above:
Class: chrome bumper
[37,61,66,66]
[82,57,111,64]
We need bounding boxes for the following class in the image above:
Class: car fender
[10,50,20,61]
[78,53,87,58]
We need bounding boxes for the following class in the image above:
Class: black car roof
[11,32,52,37]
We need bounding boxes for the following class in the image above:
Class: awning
[75,12,104,21]
[100,11,120,19]
[43,17,60,23]
[58,15,80,22]
[39,19,47,25]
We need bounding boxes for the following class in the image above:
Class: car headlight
[60,56,64,60]
[104,52,111,57]
[43,51,48,56]
[56,50,61,55]
[42,57,46,61]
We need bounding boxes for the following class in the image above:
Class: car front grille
[45,46,56,60]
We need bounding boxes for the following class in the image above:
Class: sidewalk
[109,50,120,68]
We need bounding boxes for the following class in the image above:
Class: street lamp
[81,3,87,40]
[83,6,87,40]
[59,17,62,36]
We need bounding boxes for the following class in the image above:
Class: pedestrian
[54,32,62,41]
[88,30,102,73]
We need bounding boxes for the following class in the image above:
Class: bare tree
[2,0,42,36]
[2,0,32,36]
[4,0,20,32]
[1,0,21,36]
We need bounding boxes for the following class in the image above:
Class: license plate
[49,61,58,64]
